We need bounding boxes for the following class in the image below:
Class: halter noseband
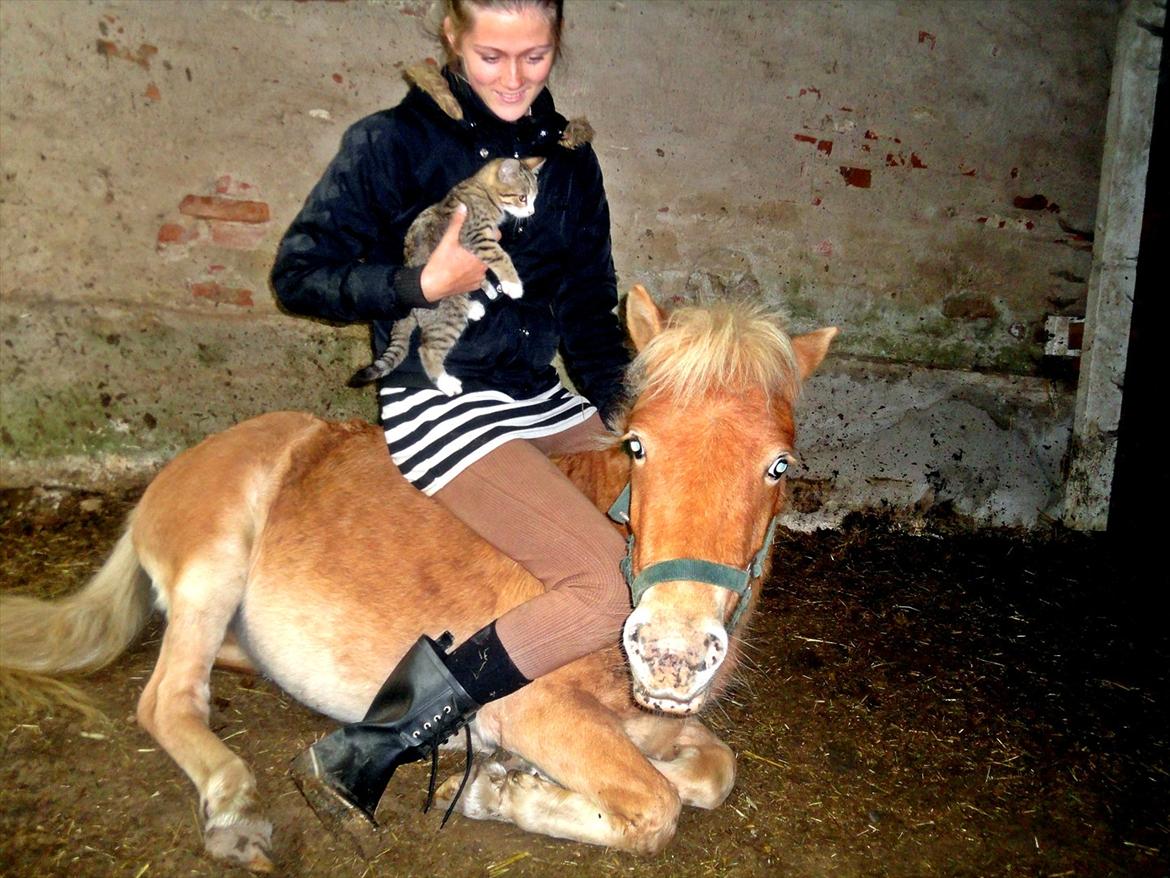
[607,483,779,635]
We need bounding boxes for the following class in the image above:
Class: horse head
[614,285,836,715]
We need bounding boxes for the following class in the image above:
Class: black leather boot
[292,624,528,827]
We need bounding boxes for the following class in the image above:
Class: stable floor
[1,489,1166,878]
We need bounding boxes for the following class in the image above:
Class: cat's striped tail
[348,315,417,387]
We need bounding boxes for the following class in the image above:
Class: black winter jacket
[270,66,629,422]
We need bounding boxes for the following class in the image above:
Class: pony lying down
[0,285,836,871]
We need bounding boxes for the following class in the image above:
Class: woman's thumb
[446,202,468,236]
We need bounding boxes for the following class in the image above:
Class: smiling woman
[442,0,561,122]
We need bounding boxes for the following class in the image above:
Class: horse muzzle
[622,612,728,715]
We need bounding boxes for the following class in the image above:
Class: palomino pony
[0,285,835,871]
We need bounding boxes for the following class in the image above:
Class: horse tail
[0,510,152,677]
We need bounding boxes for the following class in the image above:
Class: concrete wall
[0,1,1122,527]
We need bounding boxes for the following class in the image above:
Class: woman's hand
[419,204,490,302]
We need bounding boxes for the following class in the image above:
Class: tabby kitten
[348,157,543,395]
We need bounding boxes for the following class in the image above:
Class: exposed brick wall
[156,176,272,308]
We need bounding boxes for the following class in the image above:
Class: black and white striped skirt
[379,382,597,496]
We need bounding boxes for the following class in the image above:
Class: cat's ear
[625,284,666,352]
[497,158,521,183]
[521,157,545,173]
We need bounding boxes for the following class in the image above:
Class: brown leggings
[432,415,631,679]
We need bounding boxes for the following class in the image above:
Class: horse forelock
[623,302,800,413]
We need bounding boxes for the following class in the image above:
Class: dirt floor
[1,487,1167,878]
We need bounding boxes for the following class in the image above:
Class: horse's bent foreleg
[452,760,676,848]
[137,563,272,872]
[627,715,736,810]
[439,686,681,853]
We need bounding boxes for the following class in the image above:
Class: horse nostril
[703,629,728,669]
[624,623,647,660]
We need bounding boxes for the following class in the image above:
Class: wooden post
[1064,0,1165,531]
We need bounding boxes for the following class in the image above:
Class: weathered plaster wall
[0,1,1120,527]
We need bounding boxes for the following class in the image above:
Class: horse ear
[791,327,838,380]
[626,284,666,352]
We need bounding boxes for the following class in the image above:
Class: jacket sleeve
[270,115,433,323]
[554,149,631,424]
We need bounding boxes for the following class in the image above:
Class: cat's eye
[766,455,790,482]
[519,195,527,204]
[623,436,646,461]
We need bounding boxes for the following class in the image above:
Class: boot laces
[421,724,474,829]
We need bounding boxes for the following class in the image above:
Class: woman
[270,0,632,826]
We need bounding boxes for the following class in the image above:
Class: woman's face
[447,6,556,123]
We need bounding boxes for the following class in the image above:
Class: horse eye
[767,455,789,480]
[624,436,646,461]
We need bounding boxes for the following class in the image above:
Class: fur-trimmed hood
[403,61,593,152]
[272,59,628,421]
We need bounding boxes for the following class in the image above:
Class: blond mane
[625,301,800,409]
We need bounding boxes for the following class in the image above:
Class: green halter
[606,483,780,635]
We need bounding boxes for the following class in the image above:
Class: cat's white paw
[467,300,486,321]
[499,280,524,300]
[436,372,463,396]
[481,280,500,300]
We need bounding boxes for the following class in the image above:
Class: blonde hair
[626,302,800,409]
[437,0,565,67]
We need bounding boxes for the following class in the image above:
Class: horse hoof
[433,770,466,808]
[203,815,274,873]
[435,761,508,820]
